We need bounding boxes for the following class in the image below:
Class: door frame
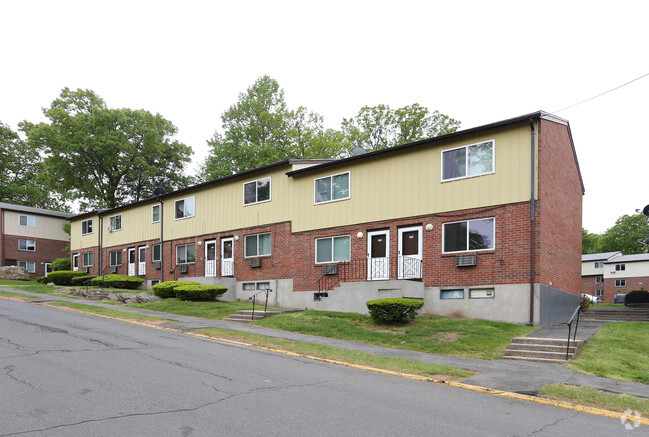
[398,226,423,279]
[128,248,136,276]
[221,237,234,277]
[205,239,217,277]
[138,246,146,276]
[367,230,390,280]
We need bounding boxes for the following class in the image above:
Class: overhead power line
[553,71,649,113]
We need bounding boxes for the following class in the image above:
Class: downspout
[98,213,103,277]
[1,209,5,266]
[159,199,164,284]
[529,118,536,326]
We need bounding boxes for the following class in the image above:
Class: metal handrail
[566,304,582,360]
[249,288,272,321]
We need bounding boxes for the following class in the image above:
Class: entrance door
[72,254,79,271]
[205,240,217,277]
[128,248,136,276]
[367,230,389,280]
[138,246,146,276]
[44,263,52,275]
[221,237,234,276]
[398,226,422,279]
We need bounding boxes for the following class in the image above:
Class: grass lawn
[198,328,473,380]
[46,301,165,321]
[127,298,259,320]
[0,279,58,294]
[254,310,537,359]
[539,384,649,416]
[591,303,624,308]
[0,290,37,299]
[568,322,649,384]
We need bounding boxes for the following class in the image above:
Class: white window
[19,215,36,227]
[109,215,122,231]
[443,218,495,253]
[469,288,494,299]
[615,264,625,271]
[442,140,494,181]
[441,289,464,299]
[315,236,351,263]
[18,261,35,273]
[82,252,94,267]
[176,243,196,264]
[175,196,195,219]
[82,219,93,235]
[595,276,604,284]
[245,233,271,257]
[152,244,161,262]
[593,261,604,269]
[152,204,160,223]
[315,171,350,204]
[18,239,36,251]
[615,279,626,287]
[596,289,604,297]
[110,251,122,266]
[244,177,271,205]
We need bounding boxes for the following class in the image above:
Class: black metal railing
[566,304,582,360]
[249,288,272,320]
[169,262,196,280]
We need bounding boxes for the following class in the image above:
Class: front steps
[580,308,649,322]
[503,337,584,363]
[225,310,285,323]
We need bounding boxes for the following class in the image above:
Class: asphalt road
[0,299,636,436]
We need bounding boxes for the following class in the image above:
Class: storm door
[398,226,422,279]
[367,230,389,280]
[205,240,217,277]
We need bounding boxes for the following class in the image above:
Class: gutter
[529,118,536,326]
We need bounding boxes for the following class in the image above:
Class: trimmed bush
[71,275,96,286]
[366,298,424,324]
[152,280,200,298]
[36,276,48,284]
[174,284,227,301]
[90,275,144,290]
[43,270,89,286]
[50,257,71,271]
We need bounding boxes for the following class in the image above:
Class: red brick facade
[2,234,68,278]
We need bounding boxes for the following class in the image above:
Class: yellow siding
[71,214,99,250]
[103,203,160,248]
[4,211,69,241]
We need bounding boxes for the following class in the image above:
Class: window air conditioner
[111,266,117,274]
[456,254,477,267]
[323,264,338,275]
[107,226,113,232]
[179,265,188,273]
[249,258,261,268]
[153,262,161,270]
[83,267,89,273]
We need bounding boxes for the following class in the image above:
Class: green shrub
[50,257,71,271]
[71,275,96,286]
[43,270,89,286]
[174,284,227,301]
[90,275,144,289]
[152,280,200,298]
[36,276,48,284]
[366,298,424,324]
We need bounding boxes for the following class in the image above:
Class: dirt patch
[433,332,460,343]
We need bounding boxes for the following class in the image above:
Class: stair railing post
[264,288,271,313]
[251,294,256,321]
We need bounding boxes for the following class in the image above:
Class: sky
[2,0,648,233]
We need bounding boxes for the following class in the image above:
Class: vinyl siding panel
[4,211,70,241]
[104,203,160,248]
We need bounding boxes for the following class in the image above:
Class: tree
[0,122,65,209]
[582,228,602,254]
[599,214,649,254]
[341,103,461,153]
[21,88,193,210]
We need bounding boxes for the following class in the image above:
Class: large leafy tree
[0,121,64,209]
[582,228,603,254]
[21,88,193,209]
[599,214,649,254]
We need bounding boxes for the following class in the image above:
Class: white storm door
[72,254,79,271]
[367,230,389,280]
[221,238,234,276]
[138,246,146,275]
[205,240,217,277]
[128,248,136,276]
[398,226,423,279]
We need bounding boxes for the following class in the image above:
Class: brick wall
[4,233,68,277]
[603,276,649,303]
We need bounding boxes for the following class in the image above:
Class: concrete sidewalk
[4,287,648,400]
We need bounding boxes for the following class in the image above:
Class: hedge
[174,284,228,301]
[152,280,200,298]
[366,298,424,324]
[42,270,89,286]
[90,275,144,290]
[50,257,71,271]
[71,275,96,286]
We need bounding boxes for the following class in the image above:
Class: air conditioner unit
[153,262,161,270]
[83,267,89,273]
[456,254,477,267]
[179,265,188,273]
[323,264,338,275]
[249,258,261,268]
[107,226,113,232]
[111,266,117,274]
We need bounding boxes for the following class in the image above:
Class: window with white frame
[469,288,494,299]
[441,289,464,299]
[245,233,271,257]
[593,261,604,269]
[19,215,36,227]
[110,251,122,266]
[152,204,160,223]
[82,219,93,235]
[595,276,604,284]
[18,239,36,251]
[175,196,195,219]
[615,279,626,287]
[109,214,122,231]
[443,218,494,253]
[82,252,94,267]
[18,261,35,273]
[615,264,625,271]
[152,244,161,262]
[176,243,196,264]
[315,172,350,204]
[442,140,494,181]
[244,177,271,205]
[596,289,604,297]
[315,236,351,263]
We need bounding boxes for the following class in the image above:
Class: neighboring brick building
[582,252,649,303]
[70,111,584,325]
[0,202,72,278]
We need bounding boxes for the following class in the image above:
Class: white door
[205,240,217,277]
[72,254,79,271]
[138,246,146,276]
[398,226,423,279]
[367,230,389,280]
[128,248,136,276]
[221,238,234,276]
[44,263,52,275]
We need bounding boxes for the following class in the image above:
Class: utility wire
[553,71,649,113]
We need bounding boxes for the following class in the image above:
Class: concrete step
[224,310,285,323]
[501,355,568,364]
[506,343,579,354]
[510,337,584,347]
[504,349,575,360]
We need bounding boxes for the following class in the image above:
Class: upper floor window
[443,218,495,253]
[245,232,271,257]
[442,140,494,181]
[244,178,271,205]
[152,204,160,223]
[615,264,625,271]
[593,261,604,269]
[18,239,36,251]
[175,196,195,220]
[82,219,93,235]
[176,243,196,264]
[315,171,350,204]
[315,236,351,263]
[109,214,122,231]
[19,215,36,227]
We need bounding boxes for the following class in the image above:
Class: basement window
[440,289,464,299]
[469,288,494,299]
